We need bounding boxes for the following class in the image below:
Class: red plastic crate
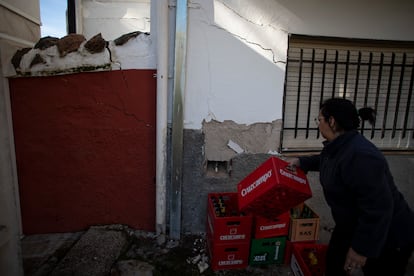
[284,240,293,265]
[207,193,253,244]
[237,157,312,218]
[290,243,328,276]
[253,211,290,239]
[284,240,315,265]
[207,233,250,271]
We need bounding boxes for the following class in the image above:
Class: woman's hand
[344,247,367,275]
[285,157,300,170]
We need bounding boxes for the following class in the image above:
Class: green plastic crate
[249,236,286,265]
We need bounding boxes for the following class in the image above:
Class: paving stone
[22,232,83,276]
[50,227,128,276]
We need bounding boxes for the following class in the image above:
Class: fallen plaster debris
[197,254,209,273]
[165,239,179,249]
[185,238,209,273]
[187,253,209,273]
[190,254,201,264]
[227,139,245,154]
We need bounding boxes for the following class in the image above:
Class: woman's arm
[286,155,321,172]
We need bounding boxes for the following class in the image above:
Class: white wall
[78,0,151,40]
[184,0,414,129]
[1,0,40,24]
[0,1,40,274]
[77,0,414,130]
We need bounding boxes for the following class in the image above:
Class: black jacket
[299,130,414,258]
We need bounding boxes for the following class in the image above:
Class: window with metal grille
[281,35,414,152]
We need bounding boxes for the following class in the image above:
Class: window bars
[282,36,414,151]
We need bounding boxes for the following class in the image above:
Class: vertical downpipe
[170,0,188,240]
[155,1,169,238]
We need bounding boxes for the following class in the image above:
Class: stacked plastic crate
[248,211,290,265]
[206,192,253,271]
[207,156,327,274]
[237,156,313,267]
[290,242,328,276]
[286,202,327,276]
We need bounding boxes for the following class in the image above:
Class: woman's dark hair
[320,98,376,131]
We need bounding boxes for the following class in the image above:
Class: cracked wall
[80,0,151,40]
[9,69,157,234]
[185,0,414,130]
[184,0,287,129]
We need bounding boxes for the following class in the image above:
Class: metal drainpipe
[155,0,168,238]
[170,0,188,240]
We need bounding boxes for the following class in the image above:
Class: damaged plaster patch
[202,119,282,162]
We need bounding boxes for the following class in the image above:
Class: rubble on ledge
[11,31,154,77]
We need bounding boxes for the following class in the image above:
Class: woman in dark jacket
[289,98,414,276]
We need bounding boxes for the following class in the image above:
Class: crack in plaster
[108,71,149,126]
[218,0,266,28]
[60,72,148,126]
[188,0,202,9]
[213,0,287,64]
[202,19,282,64]
[106,44,113,64]
[217,0,289,33]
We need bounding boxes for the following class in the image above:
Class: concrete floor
[21,225,295,276]
[21,224,414,276]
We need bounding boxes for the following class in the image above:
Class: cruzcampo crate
[207,192,253,244]
[237,157,312,218]
[207,231,250,271]
[289,203,320,242]
[253,211,290,239]
[249,236,286,265]
[284,240,315,265]
[290,242,328,276]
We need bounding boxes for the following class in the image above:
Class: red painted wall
[9,70,156,234]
